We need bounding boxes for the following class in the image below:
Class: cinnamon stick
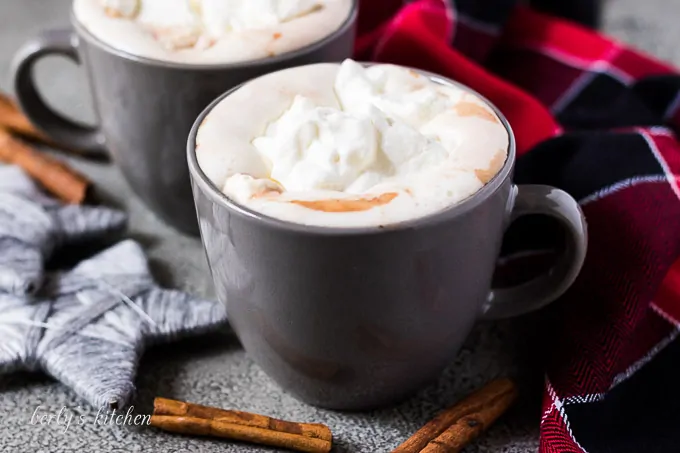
[154,397,332,441]
[0,128,90,204]
[392,378,518,453]
[150,416,331,453]
[0,93,51,144]
[150,398,332,453]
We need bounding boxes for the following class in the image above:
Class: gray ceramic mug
[9,3,358,235]
[187,69,588,410]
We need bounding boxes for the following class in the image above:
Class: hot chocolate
[196,59,510,227]
[73,0,353,64]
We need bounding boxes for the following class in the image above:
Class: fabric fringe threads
[0,165,228,409]
[0,165,127,296]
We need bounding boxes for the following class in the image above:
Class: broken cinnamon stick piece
[391,378,518,453]
[0,93,50,143]
[150,415,332,453]
[0,129,90,204]
[153,397,332,442]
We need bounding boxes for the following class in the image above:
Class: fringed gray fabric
[0,240,227,409]
[0,294,50,372]
[0,165,127,295]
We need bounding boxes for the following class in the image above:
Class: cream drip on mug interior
[73,0,353,64]
[196,59,510,228]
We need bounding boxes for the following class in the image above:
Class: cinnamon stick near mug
[0,93,87,155]
[0,129,90,204]
[392,378,518,453]
[0,93,49,143]
[150,397,332,453]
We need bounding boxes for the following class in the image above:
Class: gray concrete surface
[0,1,677,451]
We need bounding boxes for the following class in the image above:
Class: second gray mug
[9,3,358,235]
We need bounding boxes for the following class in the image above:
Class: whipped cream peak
[198,0,321,36]
[100,0,321,31]
[125,0,319,50]
[196,60,510,227]
[99,0,140,18]
[335,59,460,127]
[129,0,205,50]
[250,59,457,195]
[253,95,383,192]
[74,0,353,64]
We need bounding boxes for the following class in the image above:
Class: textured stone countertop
[0,1,678,452]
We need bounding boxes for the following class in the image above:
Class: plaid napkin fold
[356,1,680,452]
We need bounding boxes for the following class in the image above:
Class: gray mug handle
[482,185,588,320]
[10,28,107,157]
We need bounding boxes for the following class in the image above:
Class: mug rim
[186,63,517,236]
[69,0,358,71]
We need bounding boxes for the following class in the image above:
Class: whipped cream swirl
[196,60,510,227]
[73,0,353,63]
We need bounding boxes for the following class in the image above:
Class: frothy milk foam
[196,60,510,227]
[73,0,353,64]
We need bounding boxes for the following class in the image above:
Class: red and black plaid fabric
[356,1,680,452]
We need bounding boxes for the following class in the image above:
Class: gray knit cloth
[0,239,227,409]
[0,165,228,409]
[0,165,127,295]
